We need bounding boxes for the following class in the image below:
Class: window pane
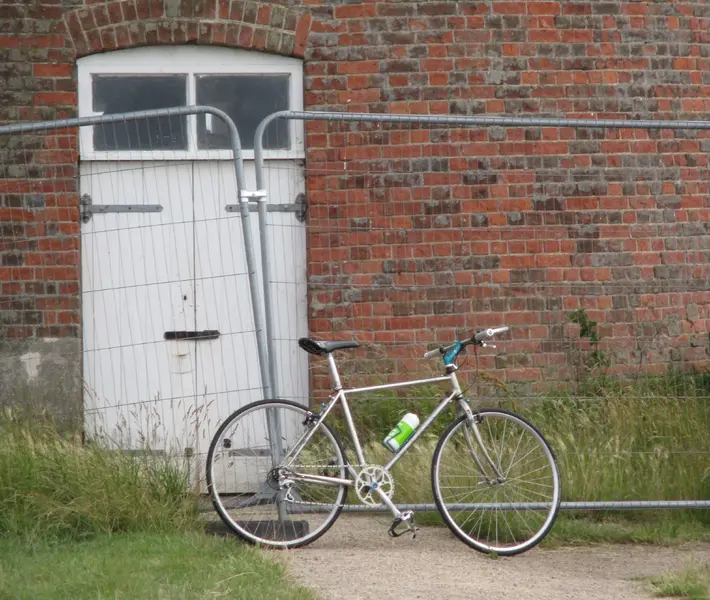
[196,75,290,150]
[92,75,188,151]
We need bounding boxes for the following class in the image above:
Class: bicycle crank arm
[288,472,354,487]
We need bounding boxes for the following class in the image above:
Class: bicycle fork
[457,399,505,485]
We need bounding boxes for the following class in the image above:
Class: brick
[527,2,560,15]
[106,2,123,24]
[91,4,109,28]
[256,4,270,26]
[294,14,311,57]
[252,27,266,50]
[238,24,254,48]
[135,0,151,20]
[33,63,72,77]
[33,92,76,106]
[123,0,138,22]
[334,4,376,19]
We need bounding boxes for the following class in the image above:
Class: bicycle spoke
[501,486,535,538]
[506,462,554,482]
[504,427,526,478]
[505,477,555,489]
[505,443,544,478]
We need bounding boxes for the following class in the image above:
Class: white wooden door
[78,46,308,494]
[81,162,199,462]
[81,159,307,487]
[80,159,308,492]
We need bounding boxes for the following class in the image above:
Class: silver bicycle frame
[278,352,504,520]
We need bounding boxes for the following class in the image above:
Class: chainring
[355,465,395,506]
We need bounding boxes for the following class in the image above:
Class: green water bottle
[383,413,420,452]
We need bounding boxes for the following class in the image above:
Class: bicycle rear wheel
[432,408,560,556]
[206,399,348,548]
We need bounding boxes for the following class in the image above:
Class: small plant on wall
[567,307,610,393]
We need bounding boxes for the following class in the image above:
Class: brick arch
[62,1,312,59]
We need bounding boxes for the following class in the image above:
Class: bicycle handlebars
[423,326,510,360]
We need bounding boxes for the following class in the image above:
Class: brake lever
[481,342,496,349]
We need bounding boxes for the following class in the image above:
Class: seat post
[327,354,343,390]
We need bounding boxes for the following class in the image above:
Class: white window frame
[77,46,304,161]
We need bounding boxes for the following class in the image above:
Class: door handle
[164,330,220,341]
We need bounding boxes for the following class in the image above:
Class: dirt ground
[268,515,710,600]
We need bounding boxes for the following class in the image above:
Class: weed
[648,558,710,599]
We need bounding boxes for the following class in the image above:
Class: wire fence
[253,110,710,511]
[0,106,270,492]
[1,105,709,512]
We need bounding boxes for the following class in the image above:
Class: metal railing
[252,109,710,512]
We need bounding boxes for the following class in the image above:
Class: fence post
[253,115,282,405]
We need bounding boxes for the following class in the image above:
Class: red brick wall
[2,0,710,397]
[0,2,78,341]
[295,0,710,389]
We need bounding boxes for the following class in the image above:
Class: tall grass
[0,409,199,541]
[333,370,710,527]
[519,372,710,514]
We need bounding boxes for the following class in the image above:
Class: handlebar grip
[474,326,510,342]
[423,347,442,359]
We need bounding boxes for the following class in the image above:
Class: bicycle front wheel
[432,408,560,556]
[207,399,348,549]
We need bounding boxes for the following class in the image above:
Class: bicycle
[206,326,561,556]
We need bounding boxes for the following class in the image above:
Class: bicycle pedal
[388,516,418,539]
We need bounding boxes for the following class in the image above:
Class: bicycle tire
[206,399,349,549]
[431,408,561,556]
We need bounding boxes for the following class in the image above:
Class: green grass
[648,559,710,599]
[330,369,710,544]
[542,513,710,548]
[0,531,317,600]
[0,409,199,541]
[0,410,314,600]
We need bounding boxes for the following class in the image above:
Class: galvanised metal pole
[253,110,710,133]
[252,123,279,405]
[256,196,279,401]
[252,120,288,522]
[284,500,710,514]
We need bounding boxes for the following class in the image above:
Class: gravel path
[268,515,710,600]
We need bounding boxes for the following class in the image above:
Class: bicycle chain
[279,463,380,508]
